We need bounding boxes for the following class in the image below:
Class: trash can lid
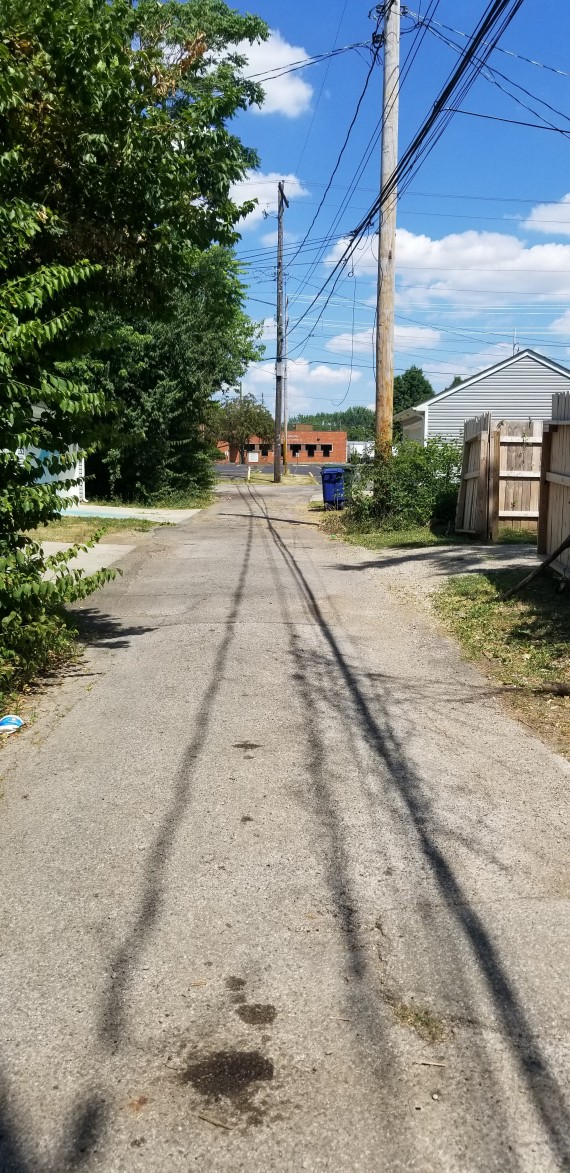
[321,465,345,475]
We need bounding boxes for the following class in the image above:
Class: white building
[395,349,570,443]
[347,440,375,459]
[32,447,86,501]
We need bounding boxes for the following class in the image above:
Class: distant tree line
[290,365,437,439]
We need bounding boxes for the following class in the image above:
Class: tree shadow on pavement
[72,608,158,650]
[331,546,537,575]
[245,483,570,1170]
[0,1073,30,1173]
[0,519,255,1172]
[97,513,255,1049]
[219,511,320,527]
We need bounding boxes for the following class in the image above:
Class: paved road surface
[1,484,569,1171]
[215,461,325,478]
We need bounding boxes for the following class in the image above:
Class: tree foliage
[290,406,375,441]
[291,371,435,441]
[443,374,463,391]
[215,393,274,464]
[393,365,433,416]
[1,0,268,308]
[0,0,268,696]
[0,206,114,700]
[350,439,462,531]
[83,251,263,501]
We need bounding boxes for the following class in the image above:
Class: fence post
[537,425,553,555]
[488,426,500,542]
[475,415,491,539]
[455,426,470,532]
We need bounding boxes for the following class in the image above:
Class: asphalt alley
[0,483,569,1171]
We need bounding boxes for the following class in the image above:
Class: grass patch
[392,1001,446,1044]
[26,516,158,544]
[88,489,214,509]
[222,472,316,486]
[435,570,570,757]
[497,527,537,545]
[319,512,469,550]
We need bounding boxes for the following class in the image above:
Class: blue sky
[229,0,570,416]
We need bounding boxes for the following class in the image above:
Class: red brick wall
[217,431,347,464]
[285,429,347,463]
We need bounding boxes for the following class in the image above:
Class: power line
[422,22,570,141]
[244,40,372,83]
[405,10,570,81]
[286,3,441,314]
[443,108,570,134]
[286,41,382,269]
[295,0,350,173]
[332,278,357,406]
[238,176,570,206]
[287,0,527,350]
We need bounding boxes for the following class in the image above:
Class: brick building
[217,425,347,465]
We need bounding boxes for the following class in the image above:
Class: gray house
[395,349,570,442]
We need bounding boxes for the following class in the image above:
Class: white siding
[426,354,570,440]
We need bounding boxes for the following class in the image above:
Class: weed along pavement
[1,482,570,1172]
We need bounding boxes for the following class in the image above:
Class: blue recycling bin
[321,466,346,510]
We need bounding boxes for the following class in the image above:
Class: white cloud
[259,317,276,341]
[326,328,373,355]
[396,323,441,349]
[325,227,570,306]
[232,170,309,228]
[248,358,362,388]
[260,228,298,247]
[238,29,313,118]
[419,343,515,392]
[326,324,441,355]
[243,357,363,412]
[550,309,570,337]
[523,194,570,236]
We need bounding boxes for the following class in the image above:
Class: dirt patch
[392,1001,446,1044]
[233,741,262,750]
[225,976,246,991]
[128,1095,149,1113]
[236,1004,277,1026]
[180,1049,274,1123]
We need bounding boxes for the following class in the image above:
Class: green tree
[82,250,263,501]
[0,201,114,699]
[443,374,463,391]
[1,0,268,308]
[215,393,274,465]
[393,366,433,416]
[0,0,268,694]
[289,406,375,440]
[1,0,268,503]
[350,438,462,531]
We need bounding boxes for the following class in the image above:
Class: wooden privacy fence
[455,415,543,540]
[455,414,491,538]
[538,393,570,577]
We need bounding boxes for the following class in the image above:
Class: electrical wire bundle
[288,0,527,350]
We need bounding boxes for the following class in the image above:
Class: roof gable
[412,349,570,414]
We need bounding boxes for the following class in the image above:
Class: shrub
[348,438,462,531]
[0,210,114,701]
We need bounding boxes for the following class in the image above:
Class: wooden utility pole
[283,294,289,474]
[375,0,400,452]
[274,181,289,483]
